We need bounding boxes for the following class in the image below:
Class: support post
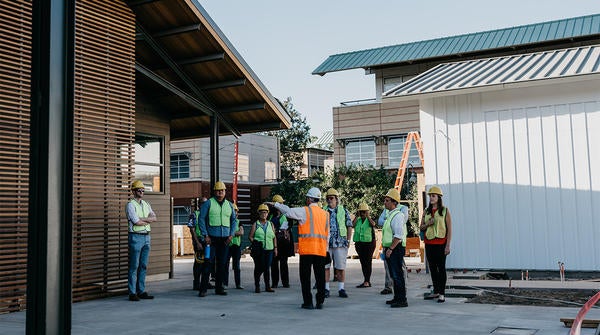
[210,115,220,187]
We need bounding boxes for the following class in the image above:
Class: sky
[200,1,600,137]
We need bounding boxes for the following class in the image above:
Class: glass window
[173,206,189,225]
[383,75,416,93]
[238,154,249,182]
[265,161,276,182]
[345,139,375,167]
[134,134,164,192]
[388,136,422,168]
[170,154,190,180]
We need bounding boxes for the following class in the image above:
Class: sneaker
[128,294,140,301]
[301,303,314,310]
[338,289,348,298]
[390,301,408,308]
[236,285,244,290]
[380,288,393,295]
[437,295,445,303]
[424,293,439,300]
[324,289,330,298]
[138,292,154,299]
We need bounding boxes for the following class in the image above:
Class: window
[388,136,422,168]
[173,206,189,225]
[170,153,190,180]
[345,139,375,167]
[265,161,276,182]
[134,134,164,192]
[238,154,249,182]
[383,75,416,93]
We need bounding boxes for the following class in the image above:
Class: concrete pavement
[1,256,599,334]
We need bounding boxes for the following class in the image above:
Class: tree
[265,97,313,180]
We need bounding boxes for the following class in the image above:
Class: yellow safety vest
[324,205,347,237]
[424,207,447,240]
[208,197,232,227]
[353,217,373,243]
[231,219,241,246]
[130,199,151,232]
[382,208,406,247]
[253,221,275,250]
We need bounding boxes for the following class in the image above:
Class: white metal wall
[420,80,600,270]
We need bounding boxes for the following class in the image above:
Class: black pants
[425,243,447,295]
[253,250,274,288]
[299,255,326,306]
[225,244,241,287]
[386,246,407,303]
[208,236,229,292]
[198,242,213,293]
[271,254,289,287]
[355,241,375,283]
[192,242,201,289]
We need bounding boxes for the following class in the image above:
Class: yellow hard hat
[272,194,285,204]
[213,181,226,191]
[257,203,269,213]
[325,188,339,197]
[131,180,145,190]
[358,202,370,212]
[233,203,239,211]
[427,186,443,196]
[383,188,401,203]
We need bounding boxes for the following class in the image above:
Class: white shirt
[274,202,329,242]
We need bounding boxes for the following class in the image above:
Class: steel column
[210,115,220,187]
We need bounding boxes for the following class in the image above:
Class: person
[381,188,408,308]
[126,180,157,301]
[377,203,409,295]
[323,188,352,298]
[420,186,452,303]
[270,187,329,309]
[197,181,237,296]
[249,203,277,293]
[353,202,377,288]
[225,203,244,289]
[269,194,292,288]
[188,199,203,291]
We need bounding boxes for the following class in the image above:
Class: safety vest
[208,197,232,227]
[130,199,152,232]
[324,205,347,237]
[253,220,275,250]
[424,207,447,240]
[194,210,201,236]
[269,214,288,230]
[298,206,329,256]
[231,219,241,246]
[382,208,406,248]
[353,217,373,243]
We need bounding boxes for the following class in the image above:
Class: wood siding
[0,0,31,314]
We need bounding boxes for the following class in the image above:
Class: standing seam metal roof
[383,44,600,97]
[313,14,600,75]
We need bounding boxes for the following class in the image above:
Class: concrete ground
[1,256,599,335]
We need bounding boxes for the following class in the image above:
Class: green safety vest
[353,217,373,243]
[324,205,348,237]
[424,207,447,240]
[382,208,406,248]
[130,199,152,232]
[194,210,201,236]
[253,220,275,250]
[231,219,241,246]
[208,197,232,227]
[268,214,288,230]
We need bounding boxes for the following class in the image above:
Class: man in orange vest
[270,187,329,310]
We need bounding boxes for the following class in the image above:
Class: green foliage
[268,178,317,207]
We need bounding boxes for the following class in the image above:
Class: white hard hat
[306,187,321,200]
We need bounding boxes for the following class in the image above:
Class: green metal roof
[312,13,600,76]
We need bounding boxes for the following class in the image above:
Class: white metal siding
[420,80,600,270]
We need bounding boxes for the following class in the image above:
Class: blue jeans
[386,246,406,303]
[128,233,151,295]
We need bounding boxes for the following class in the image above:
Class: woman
[420,186,452,303]
[270,194,293,288]
[353,202,377,288]
[225,203,244,289]
[249,203,277,293]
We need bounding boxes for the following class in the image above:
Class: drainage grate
[491,327,538,335]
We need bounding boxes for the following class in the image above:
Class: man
[378,204,409,295]
[381,188,408,308]
[323,188,352,298]
[126,180,157,301]
[270,187,329,309]
[197,181,237,296]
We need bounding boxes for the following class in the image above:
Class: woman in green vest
[225,203,244,289]
[353,202,377,288]
[420,186,452,303]
[249,203,277,293]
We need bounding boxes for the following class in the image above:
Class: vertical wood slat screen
[0,0,31,314]
[72,0,135,302]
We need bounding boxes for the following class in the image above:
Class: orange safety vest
[298,206,329,256]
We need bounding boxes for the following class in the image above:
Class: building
[300,130,334,178]
[313,14,600,270]
[0,0,290,318]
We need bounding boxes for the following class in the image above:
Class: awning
[127,0,290,140]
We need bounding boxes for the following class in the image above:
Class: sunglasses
[326,196,336,200]
[135,189,145,193]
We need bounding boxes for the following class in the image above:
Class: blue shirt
[327,206,352,248]
[197,197,237,238]
[378,205,408,227]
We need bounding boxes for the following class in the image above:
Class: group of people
[125,179,453,309]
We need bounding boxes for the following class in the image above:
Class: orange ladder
[394,131,425,191]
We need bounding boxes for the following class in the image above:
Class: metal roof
[312,13,600,76]
[308,130,333,150]
[384,44,600,98]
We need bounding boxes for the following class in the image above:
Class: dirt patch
[466,288,598,307]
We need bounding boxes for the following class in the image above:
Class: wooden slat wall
[0,0,31,314]
[72,0,135,302]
